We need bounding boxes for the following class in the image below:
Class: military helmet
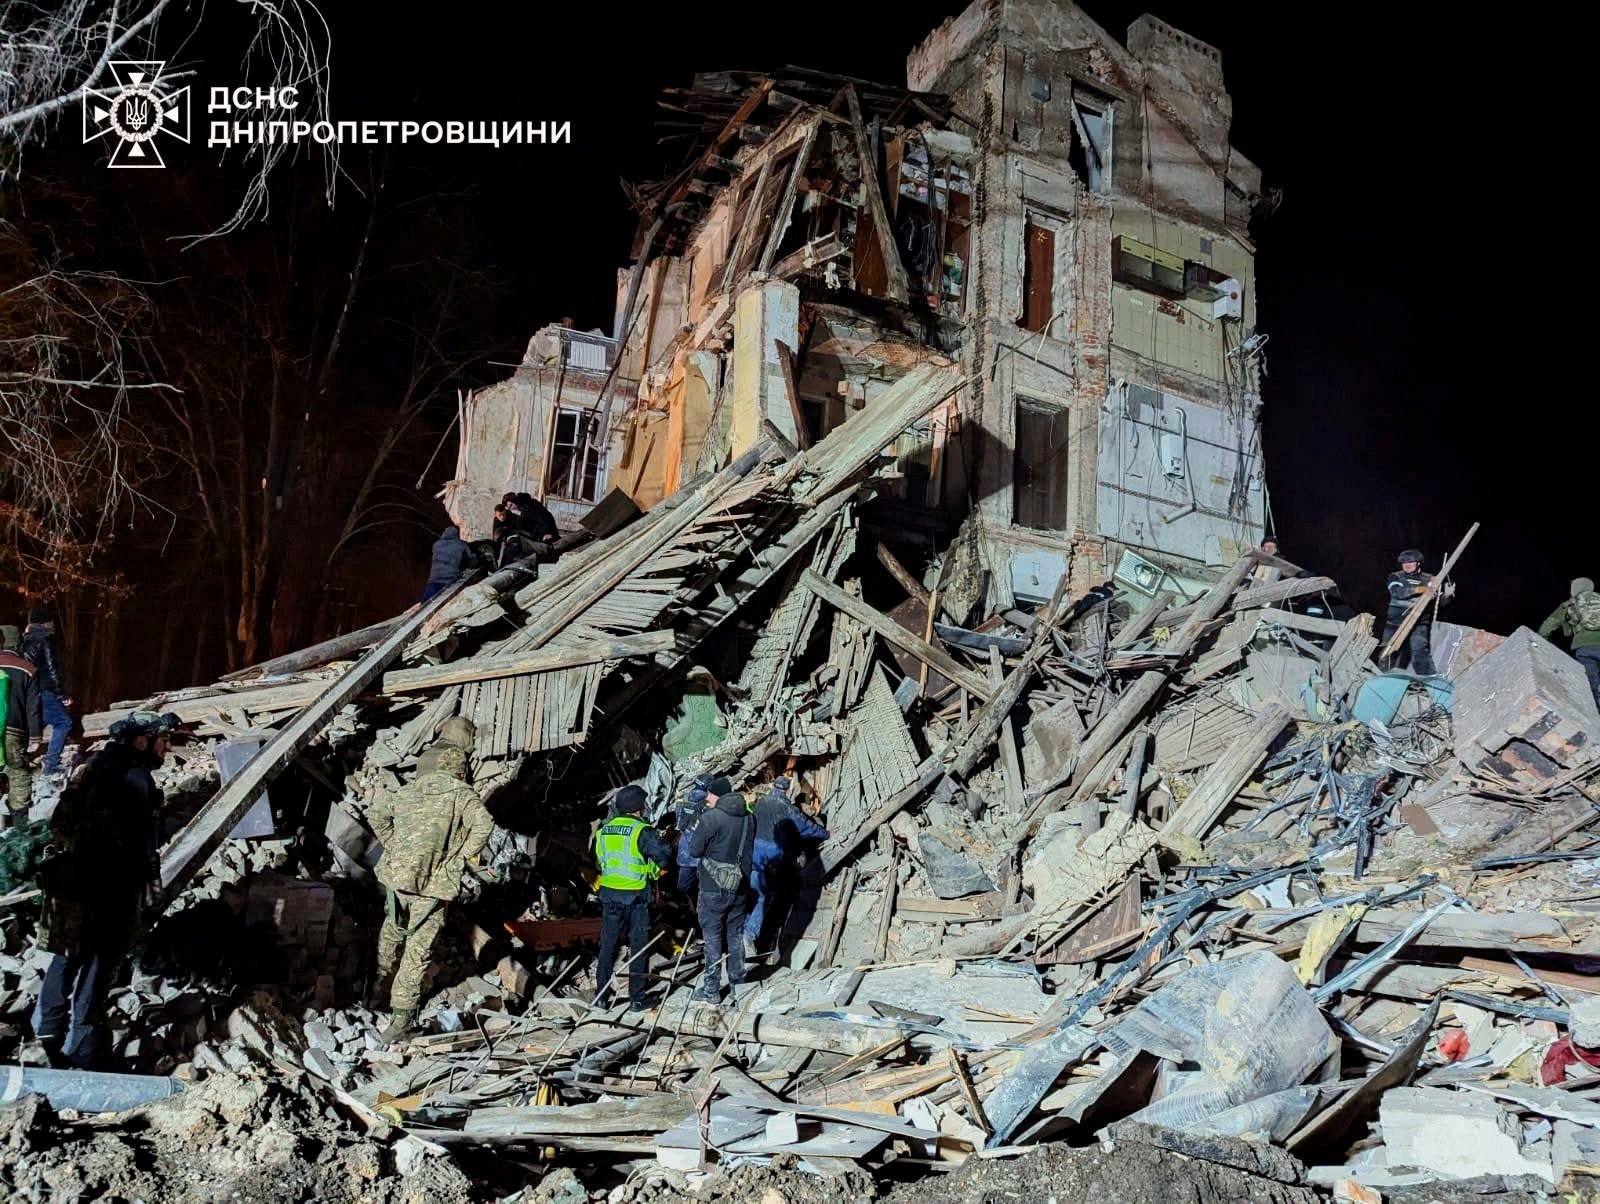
[438,716,476,749]
[1397,548,1424,567]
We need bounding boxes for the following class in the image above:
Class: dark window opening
[545,407,606,502]
[1014,400,1071,531]
[1112,235,1233,304]
[1020,220,1056,333]
[1068,94,1111,192]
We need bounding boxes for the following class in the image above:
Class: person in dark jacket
[32,710,177,1068]
[510,493,560,544]
[421,525,476,603]
[0,624,43,819]
[591,785,672,1011]
[745,776,829,953]
[686,777,752,1002]
[21,606,71,775]
[674,772,714,895]
[1382,549,1451,676]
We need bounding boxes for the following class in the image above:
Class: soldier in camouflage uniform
[32,710,177,1068]
[367,716,494,1042]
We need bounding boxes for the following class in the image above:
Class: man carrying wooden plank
[1382,549,1452,675]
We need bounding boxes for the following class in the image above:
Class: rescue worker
[685,776,752,1003]
[745,776,829,954]
[1539,578,1600,707]
[22,605,72,777]
[421,525,477,603]
[32,710,177,1069]
[368,716,494,1042]
[592,784,671,1012]
[1382,549,1450,676]
[0,624,43,821]
[675,772,714,895]
[1260,536,1279,558]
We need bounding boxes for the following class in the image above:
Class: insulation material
[1105,952,1337,1138]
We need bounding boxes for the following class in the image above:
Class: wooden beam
[1158,702,1292,844]
[843,84,909,303]
[1254,608,1344,637]
[1109,591,1174,651]
[221,614,404,681]
[876,543,932,607]
[155,577,472,906]
[83,632,675,736]
[800,570,992,701]
[1159,575,1336,629]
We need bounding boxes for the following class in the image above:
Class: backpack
[1570,591,1600,632]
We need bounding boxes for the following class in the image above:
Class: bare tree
[0,0,336,236]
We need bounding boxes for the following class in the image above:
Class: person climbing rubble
[367,715,494,1043]
[745,775,829,956]
[591,784,671,1012]
[31,709,179,1069]
[1,623,43,821]
[1538,577,1600,707]
[686,776,752,1003]
[1382,548,1452,676]
[420,525,478,603]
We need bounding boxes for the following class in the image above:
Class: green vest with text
[594,817,659,890]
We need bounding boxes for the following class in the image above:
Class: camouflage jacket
[37,741,162,955]
[368,746,494,901]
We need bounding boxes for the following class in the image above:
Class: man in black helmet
[31,709,179,1068]
[1382,549,1450,675]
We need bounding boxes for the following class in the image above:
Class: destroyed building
[447,0,1268,609]
[10,5,1600,1204]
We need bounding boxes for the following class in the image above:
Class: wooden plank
[156,578,470,904]
[1159,702,1292,844]
[1109,591,1175,651]
[1255,608,1345,637]
[801,570,992,701]
[1160,575,1336,629]
[991,648,1026,813]
[876,543,932,607]
[843,84,909,303]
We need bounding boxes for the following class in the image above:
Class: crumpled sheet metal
[1102,951,1338,1139]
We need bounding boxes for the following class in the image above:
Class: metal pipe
[0,1065,183,1112]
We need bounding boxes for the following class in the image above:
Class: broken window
[1020,217,1057,333]
[544,406,606,502]
[1013,399,1072,531]
[1068,91,1111,192]
[1112,235,1235,304]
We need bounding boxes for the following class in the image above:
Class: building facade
[446,2,1267,612]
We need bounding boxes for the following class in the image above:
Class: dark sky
[136,2,1571,637]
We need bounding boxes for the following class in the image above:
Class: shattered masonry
[10,4,1600,1204]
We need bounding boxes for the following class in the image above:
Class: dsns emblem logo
[82,61,191,168]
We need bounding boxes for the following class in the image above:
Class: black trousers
[1381,615,1435,676]
[33,947,123,1068]
[698,887,747,992]
[595,889,651,1007]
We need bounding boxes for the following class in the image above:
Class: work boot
[690,983,720,1005]
[379,1008,416,1045]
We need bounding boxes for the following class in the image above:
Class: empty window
[1020,218,1056,333]
[1014,400,1071,531]
[545,406,607,501]
[1069,93,1111,192]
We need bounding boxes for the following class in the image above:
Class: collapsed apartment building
[446,1,1268,609]
[7,4,1600,1203]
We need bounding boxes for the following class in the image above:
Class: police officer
[592,785,671,1011]
[685,777,752,1003]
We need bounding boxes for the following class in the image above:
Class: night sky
[69,2,1576,647]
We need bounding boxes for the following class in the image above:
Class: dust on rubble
[0,1069,476,1204]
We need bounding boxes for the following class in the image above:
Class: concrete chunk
[1379,1086,1553,1182]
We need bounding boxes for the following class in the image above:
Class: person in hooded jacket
[421,525,477,603]
[686,777,752,1002]
[744,775,828,953]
